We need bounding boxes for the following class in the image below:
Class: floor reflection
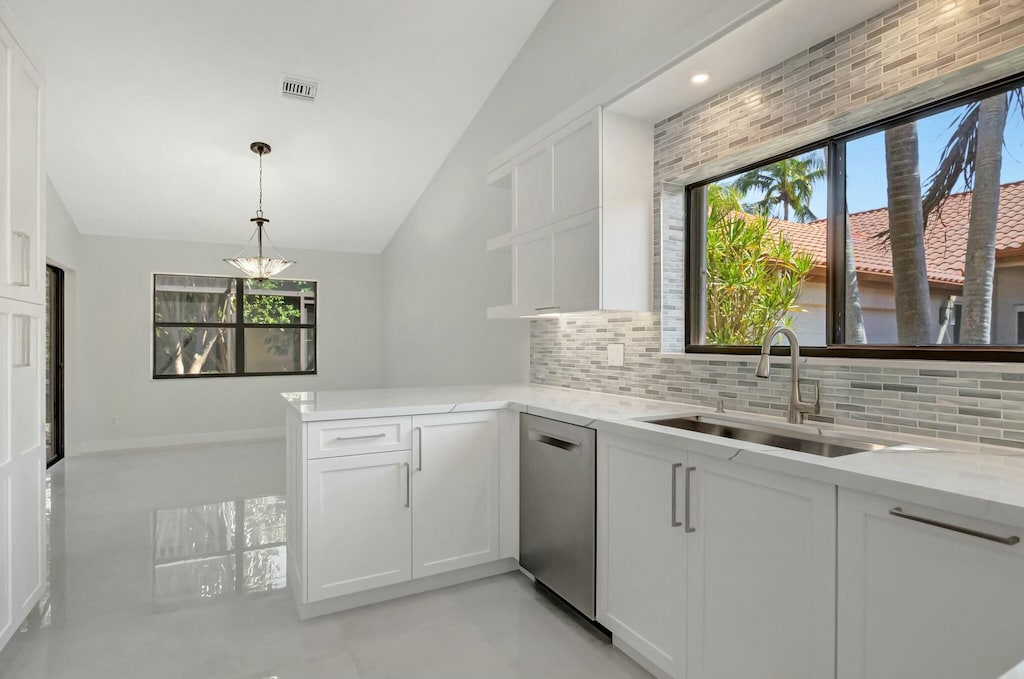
[152,495,287,609]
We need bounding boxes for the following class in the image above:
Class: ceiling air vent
[281,76,319,102]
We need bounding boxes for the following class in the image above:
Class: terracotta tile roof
[760,179,1024,285]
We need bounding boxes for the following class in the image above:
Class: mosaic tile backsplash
[531,314,1024,450]
[530,0,1024,451]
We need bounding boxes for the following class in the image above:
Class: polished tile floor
[0,440,651,679]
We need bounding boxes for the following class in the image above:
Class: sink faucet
[755,326,820,424]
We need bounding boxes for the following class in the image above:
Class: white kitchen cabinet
[598,432,837,679]
[0,298,45,652]
[838,488,1024,679]
[512,210,601,316]
[0,11,45,654]
[551,109,599,223]
[551,211,600,313]
[513,228,555,314]
[411,411,500,578]
[491,106,651,317]
[305,450,412,602]
[597,434,687,679]
[514,145,553,234]
[289,409,510,616]
[686,454,836,679]
[1,35,44,305]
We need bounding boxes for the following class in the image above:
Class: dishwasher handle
[528,429,581,452]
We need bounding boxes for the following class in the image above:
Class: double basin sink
[643,414,894,458]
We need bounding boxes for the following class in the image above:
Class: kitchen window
[153,274,317,378]
[685,74,1024,360]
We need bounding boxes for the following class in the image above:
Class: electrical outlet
[111,416,118,426]
[607,343,625,367]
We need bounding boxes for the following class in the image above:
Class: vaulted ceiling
[7,0,554,253]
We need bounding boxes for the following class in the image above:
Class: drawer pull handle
[333,432,387,442]
[685,466,696,534]
[889,507,1020,545]
[403,463,410,508]
[534,306,560,312]
[671,463,682,527]
[414,426,423,471]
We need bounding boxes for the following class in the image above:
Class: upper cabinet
[0,20,44,306]
[488,107,652,317]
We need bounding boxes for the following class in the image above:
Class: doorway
[46,264,65,467]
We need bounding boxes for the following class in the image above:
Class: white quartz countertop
[283,383,1024,526]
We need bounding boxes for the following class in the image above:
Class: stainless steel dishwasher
[520,413,597,620]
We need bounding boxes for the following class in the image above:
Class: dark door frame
[47,264,65,467]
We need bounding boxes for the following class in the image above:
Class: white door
[514,230,554,315]
[597,434,687,679]
[686,454,836,679]
[0,298,45,652]
[838,488,1024,679]
[305,450,412,602]
[3,46,44,305]
[552,210,600,313]
[552,109,600,222]
[411,411,500,579]
[514,145,553,233]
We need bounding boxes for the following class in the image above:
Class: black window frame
[684,71,1024,362]
[152,273,318,379]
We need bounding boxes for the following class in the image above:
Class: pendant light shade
[224,142,295,279]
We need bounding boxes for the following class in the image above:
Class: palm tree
[844,207,868,343]
[733,153,825,222]
[921,89,1023,344]
[884,122,934,344]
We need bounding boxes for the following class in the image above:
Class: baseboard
[69,427,285,456]
[296,558,519,620]
[612,636,674,679]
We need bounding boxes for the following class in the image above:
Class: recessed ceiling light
[691,73,710,85]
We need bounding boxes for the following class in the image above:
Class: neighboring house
[766,180,1024,345]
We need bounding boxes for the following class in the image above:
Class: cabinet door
[514,230,554,315]
[687,454,836,679]
[411,411,500,579]
[597,435,686,679]
[0,299,45,653]
[514,146,553,234]
[305,450,412,602]
[552,109,600,222]
[2,47,44,305]
[552,210,600,313]
[838,488,1024,679]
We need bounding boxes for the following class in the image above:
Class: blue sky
[724,97,1024,221]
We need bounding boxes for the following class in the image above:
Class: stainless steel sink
[644,415,892,458]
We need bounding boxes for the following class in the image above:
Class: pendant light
[224,141,295,279]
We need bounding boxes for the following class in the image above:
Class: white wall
[45,180,82,447]
[71,235,383,454]
[47,178,79,270]
[380,0,761,386]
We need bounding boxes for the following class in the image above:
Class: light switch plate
[607,343,625,367]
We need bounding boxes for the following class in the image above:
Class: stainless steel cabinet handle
[334,432,387,441]
[889,507,1020,546]
[685,467,696,534]
[671,463,683,527]
[414,426,423,471]
[404,463,411,508]
[534,306,560,311]
[13,232,30,287]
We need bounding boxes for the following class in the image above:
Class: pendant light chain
[256,148,264,219]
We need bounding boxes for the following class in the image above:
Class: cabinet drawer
[307,417,412,459]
